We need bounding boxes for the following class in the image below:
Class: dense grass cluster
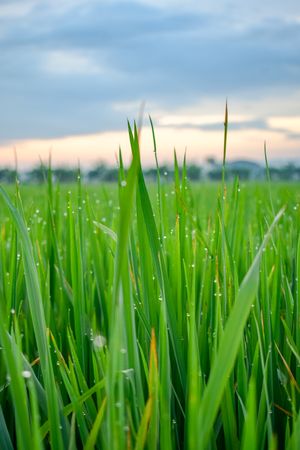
[0,123,299,449]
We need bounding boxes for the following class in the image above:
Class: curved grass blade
[241,379,257,450]
[84,398,107,450]
[0,407,14,450]
[0,328,31,450]
[0,185,64,450]
[197,207,284,449]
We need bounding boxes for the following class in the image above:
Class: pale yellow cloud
[0,125,298,170]
[268,116,300,133]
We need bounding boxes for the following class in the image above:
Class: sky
[0,0,300,168]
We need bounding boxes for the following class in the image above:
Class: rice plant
[0,119,299,449]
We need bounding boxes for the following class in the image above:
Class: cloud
[286,132,300,140]
[0,0,38,19]
[1,124,299,171]
[42,50,106,75]
[157,114,268,131]
[0,0,299,155]
[268,116,300,133]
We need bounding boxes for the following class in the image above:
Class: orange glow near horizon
[0,125,299,170]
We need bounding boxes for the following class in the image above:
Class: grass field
[0,123,300,449]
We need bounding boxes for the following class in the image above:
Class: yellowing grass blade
[135,329,159,450]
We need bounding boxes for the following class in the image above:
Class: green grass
[0,123,300,449]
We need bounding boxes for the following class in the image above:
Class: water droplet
[122,368,134,376]
[22,370,31,379]
[93,335,106,349]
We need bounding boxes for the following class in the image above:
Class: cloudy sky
[0,0,300,168]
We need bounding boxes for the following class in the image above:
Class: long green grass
[0,122,300,449]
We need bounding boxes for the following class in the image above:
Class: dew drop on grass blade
[0,186,64,450]
[197,207,284,449]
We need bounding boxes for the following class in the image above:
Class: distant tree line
[1,160,300,184]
